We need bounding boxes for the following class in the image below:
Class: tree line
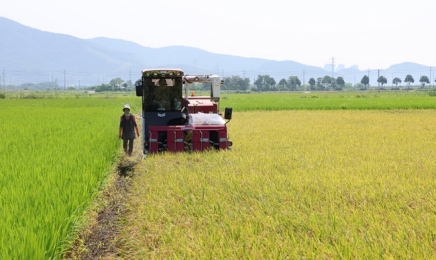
[219,74,434,92]
[86,78,133,92]
[3,74,433,92]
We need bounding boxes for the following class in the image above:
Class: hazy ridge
[0,17,432,86]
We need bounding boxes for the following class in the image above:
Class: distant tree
[125,80,133,88]
[278,78,288,90]
[308,78,316,89]
[241,78,250,90]
[377,76,387,87]
[94,84,112,92]
[419,75,430,88]
[316,77,323,90]
[354,83,364,89]
[392,77,402,87]
[322,75,333,89]
[223,75,250,91]
[254,75,276,91]
[223,77,231,91]
[336,77,345,89]
[404,74,414,87]
[330,77,337,89]
[20,81,60,91]
[190,83,203,91]
[361,75,369,89]
[109,78,124,91]
[287,76,301,90]
[344,83,353,89]
[238,77,249,91]
[266,76,276,88]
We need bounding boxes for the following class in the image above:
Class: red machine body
[136,69,232,155]
[187,97,218,114]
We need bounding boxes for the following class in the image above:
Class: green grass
[4,89,436,111]
[0,98,139,259]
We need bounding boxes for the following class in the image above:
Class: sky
[1,0,436,70]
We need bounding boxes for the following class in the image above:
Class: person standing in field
[119,104,140,156]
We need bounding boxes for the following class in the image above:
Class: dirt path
[64,116,142,259]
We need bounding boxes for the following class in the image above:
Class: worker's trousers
[123,139,134,154]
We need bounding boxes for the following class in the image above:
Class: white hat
[123,104,130,111]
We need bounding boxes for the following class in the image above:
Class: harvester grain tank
[135,69,232,154]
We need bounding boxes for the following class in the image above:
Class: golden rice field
[116,110,436,259]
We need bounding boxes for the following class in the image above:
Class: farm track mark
[65,115,142,259]
[84,162,134,259]
[65,156,139,259]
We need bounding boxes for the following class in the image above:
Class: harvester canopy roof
[142,69,184,77]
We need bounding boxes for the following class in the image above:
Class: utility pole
[430,67,432,88]
[303,70,306,89]
[63,70,66,90]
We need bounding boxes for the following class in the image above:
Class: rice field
[116,109,436,259]
[1,92,436,258]
[0,98,138,259]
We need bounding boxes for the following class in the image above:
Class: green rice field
[0,98,138,258]
[219,91,436,111]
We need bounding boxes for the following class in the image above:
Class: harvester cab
[136,69,232,155]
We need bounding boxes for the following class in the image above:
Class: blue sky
[1,0,435,70]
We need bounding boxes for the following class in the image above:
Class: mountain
[86,38,326,81]
[0,16,433,87]
[0,17,145,85]
[0,16,327,86]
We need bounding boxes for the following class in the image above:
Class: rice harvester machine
[135,68,233,154]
